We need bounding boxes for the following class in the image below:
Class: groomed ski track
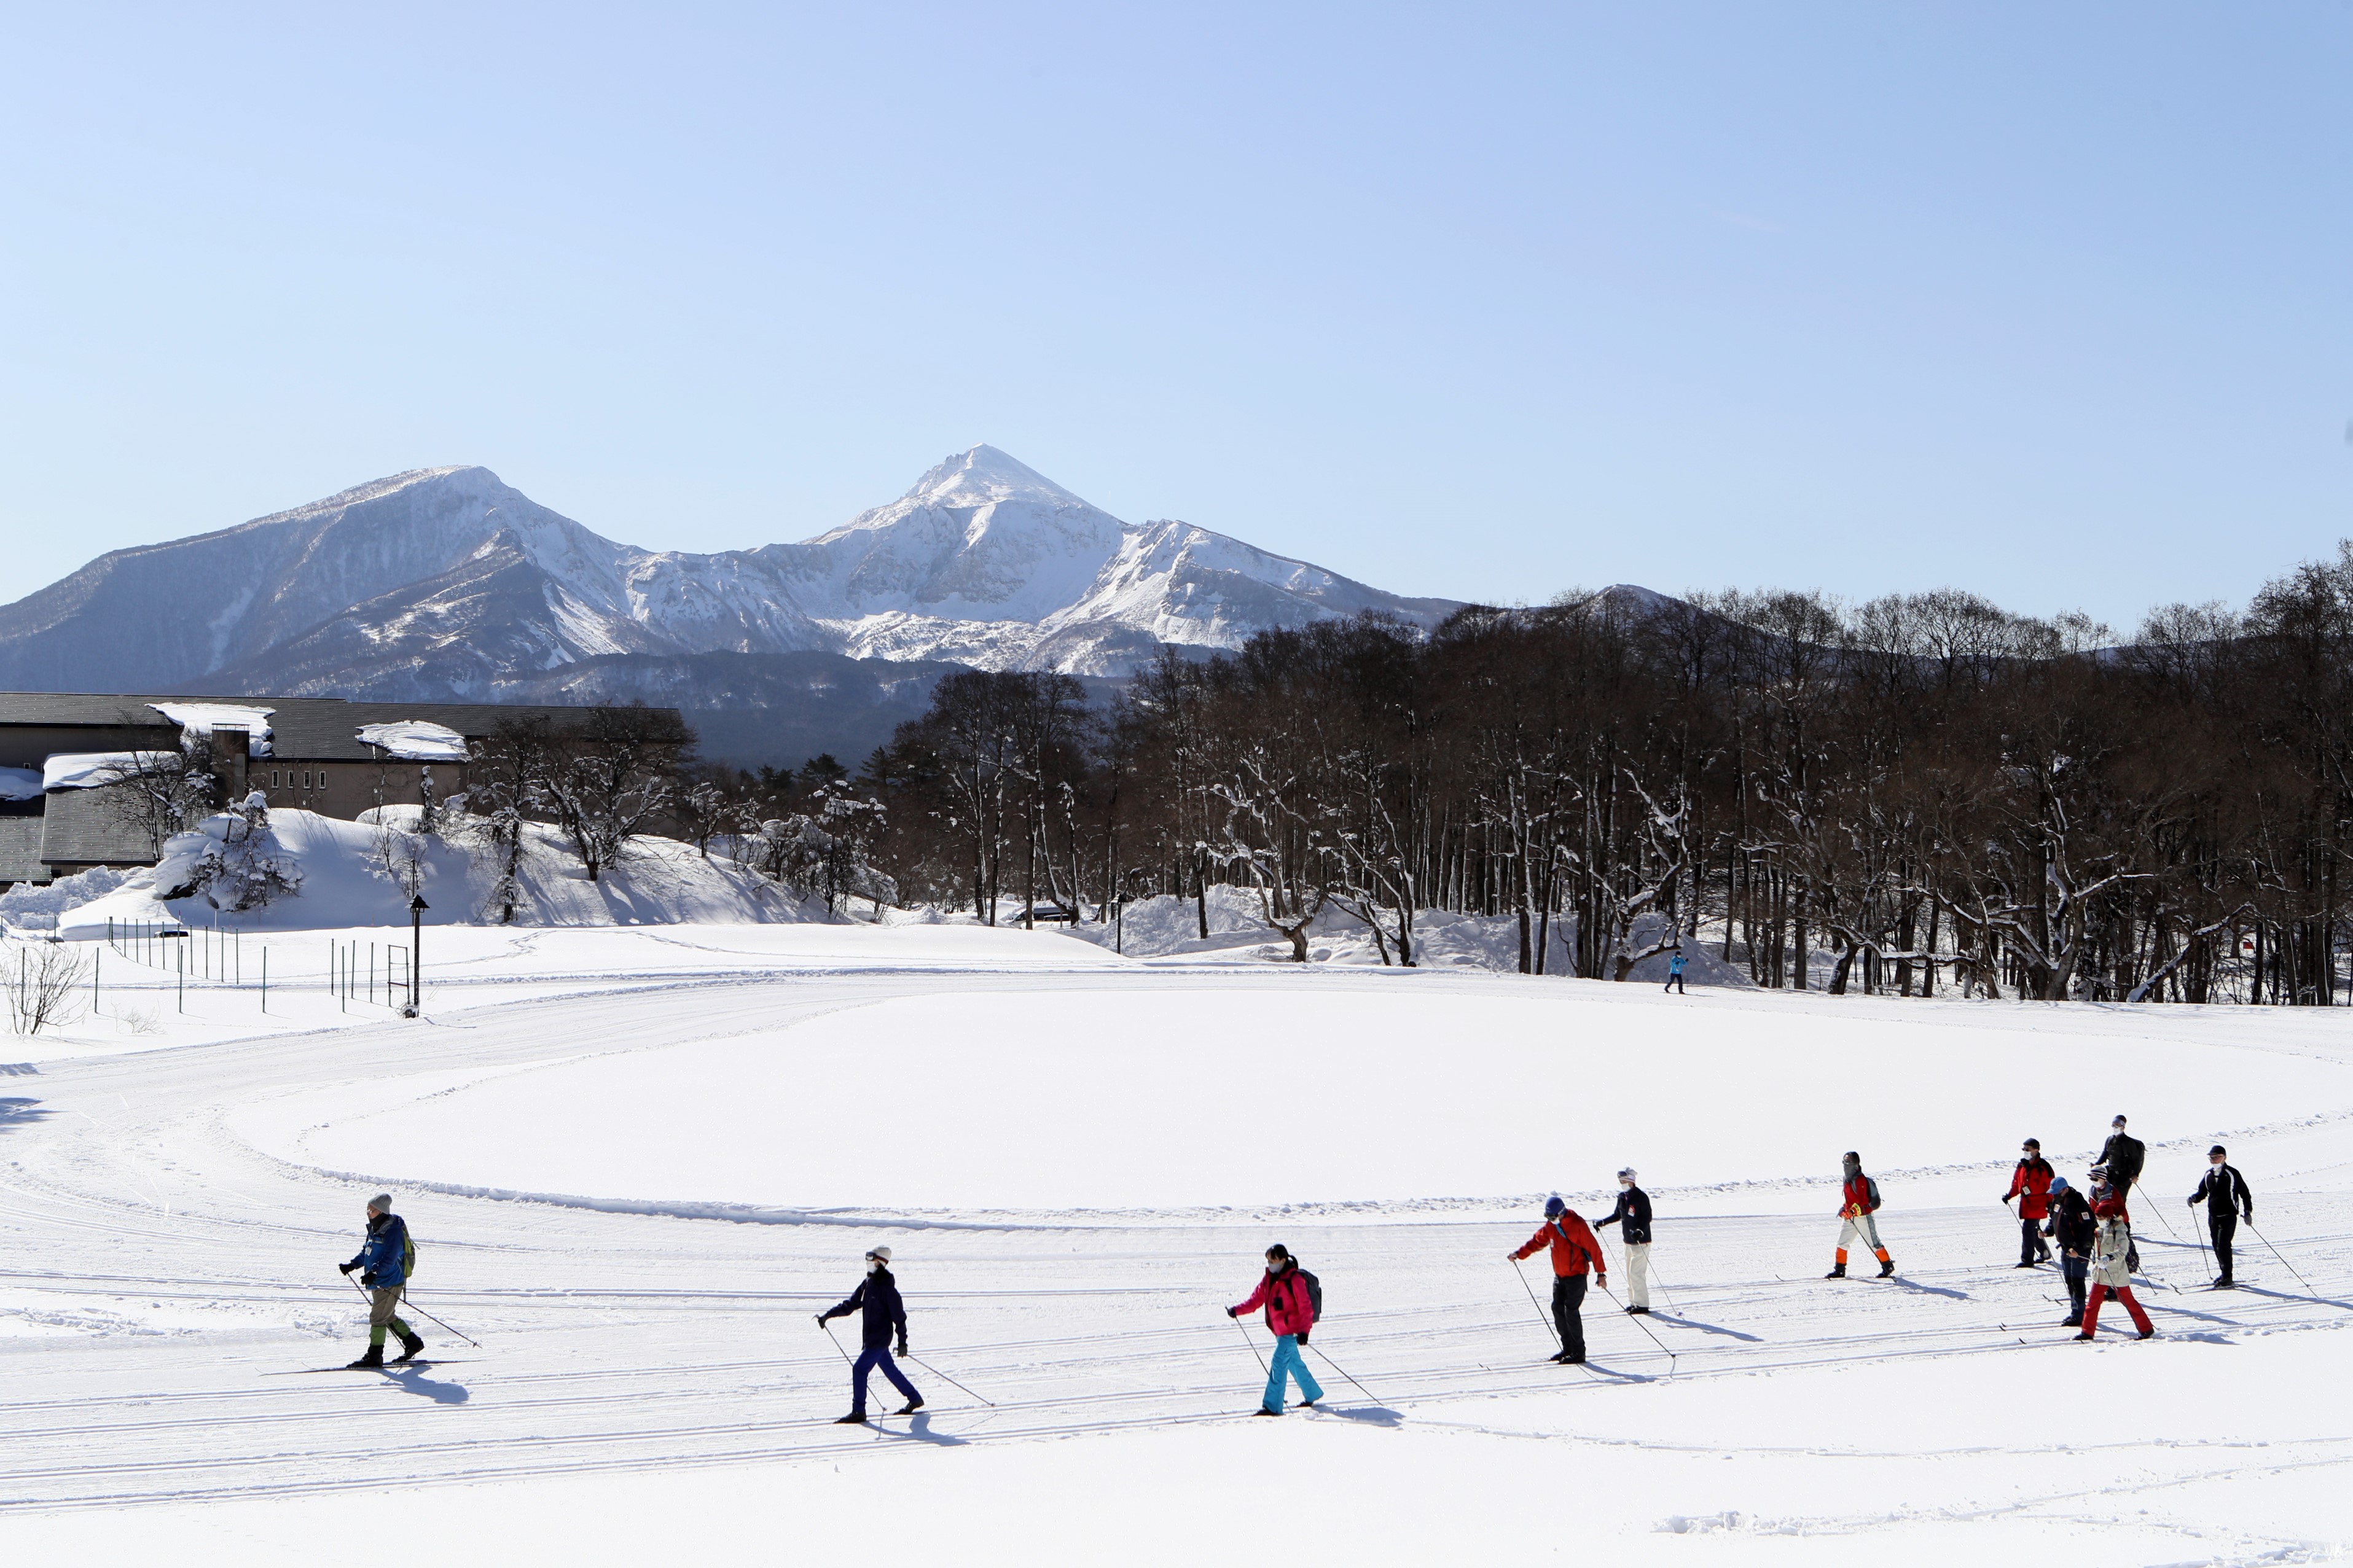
[2,962,2351,1556]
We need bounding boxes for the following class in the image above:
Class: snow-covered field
[3,923,2351,1564]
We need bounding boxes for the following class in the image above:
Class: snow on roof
[43,751,176,791]
[0,765,43,801]
[356,720,470,762]
[150,702,275,757]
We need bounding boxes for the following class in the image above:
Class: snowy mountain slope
[0,448,1463,698]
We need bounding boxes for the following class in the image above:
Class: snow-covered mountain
[0,448,1459,701]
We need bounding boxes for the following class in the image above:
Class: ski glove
[360,1273,378,1288]
[338,1262,357,1276]
[896,1340,908,1358]
[1296,1330,1308,1345]
[1226,1307,1238,1317]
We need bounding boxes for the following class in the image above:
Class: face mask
[866,1258,883,1273]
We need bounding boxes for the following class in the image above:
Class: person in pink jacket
[1228,1242,1323,1416]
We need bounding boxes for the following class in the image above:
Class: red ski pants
[2081,1284,2151,1336]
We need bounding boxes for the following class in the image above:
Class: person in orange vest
[1510,1195,1607,1363]
[1826,1152,1895,1279]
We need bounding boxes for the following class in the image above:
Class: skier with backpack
[2004,1138,2056,1267]
[818,1246,923,1423]
[2187,1145,2254,1289]
[1664,950,1687,995]
[337,1193,423,1368]
[1592,1168,1654,1313]
[2048,1176,2096,1326]
[1510,1194,1607,1362]
[1826,1152,1895,1279]
[1228,1243,1322,1415]
[2077,1178,2155,1340]
[2098,1115,2147,1271]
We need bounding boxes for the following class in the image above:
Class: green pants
[368,1285,412,1348]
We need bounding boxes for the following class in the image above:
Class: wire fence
[101,918,412,1016]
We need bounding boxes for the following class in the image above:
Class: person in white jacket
[2076,1185,2155,1341]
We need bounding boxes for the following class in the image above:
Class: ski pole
[2187,1199,2213,1280]
[1302,1340,1383,1405]
[2132,1181,2181,1240]
[817,1317,855,1364]
[1508,1258,1563,1352]
[1594,1277,1677,1370]
[2244,1218,2318,1296]
[1229,1311,1270,1378]
[349,1274,479,1348]
[900,1350,996,1408]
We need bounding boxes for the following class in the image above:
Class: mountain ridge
[0,448,1466,763]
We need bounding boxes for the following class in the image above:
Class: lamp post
[405,894,428,1017]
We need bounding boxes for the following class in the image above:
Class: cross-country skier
[1594,1169,1654,1314]
[2098,1115,2147,1271]
[1826,1152,1895,1279]
[2005,1138,2056,1267]
[2077,1179,2155,1341]
[2048,1176,2094,1326]
[1229,1242,1322,1415]
[1511,1195,1607,1362]
[818,1246,922,1424]
[337,1193,423,1369]
[2188,1145,2254,1289]
[1664,950,1686,995]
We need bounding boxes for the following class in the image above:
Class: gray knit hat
[367,1193,393,1213]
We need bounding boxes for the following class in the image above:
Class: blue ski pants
[850,1345,921,1416]
[1263,1333,1324,1413]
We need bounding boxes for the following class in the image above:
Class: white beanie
[1618,1168,1637,1182]
[866,1246,891,1263]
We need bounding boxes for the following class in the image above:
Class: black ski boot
[1626,1305,1650,1315]
[345,1344,386,1370]
[1251,1407,1282,1417]
[2072,1332,2094,1342]
[1823,1263,1846,1279]
[2136,1328,2155,1341]
[2214,1277,2235,1290]
[391,1331,425,1365]
[895,1398,924,1415]
[1876,1258,1897,1279]
[834,1413,869,1424]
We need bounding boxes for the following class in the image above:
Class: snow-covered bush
[160,793,303,912]
[0,866,137,934]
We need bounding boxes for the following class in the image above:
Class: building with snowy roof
[0,692,687,887]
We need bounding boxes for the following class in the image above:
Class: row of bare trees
[850,540,2353,1003]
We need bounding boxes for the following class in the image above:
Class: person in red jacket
[1826,1152,1895,1279]
[1228,1243,1323,1416]
[2005,1137,2056,1268]
[1510,1194,1607,1363]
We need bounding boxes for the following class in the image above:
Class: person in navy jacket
[818,1247,922,1423]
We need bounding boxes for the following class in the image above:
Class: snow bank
[0,865,136,932]
[1068,888,1748,984]
[57,808,821,937]
[356,720,468,761]
[0,765,41,800]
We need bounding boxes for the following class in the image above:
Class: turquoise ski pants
[1264,1334,1325,1412]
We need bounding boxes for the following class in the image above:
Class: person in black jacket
[1594,1168,1656,1314]
[2097,1115,2147,1271]
[2188,1145,2255,1289]
[817,1246,923,1423]
[2046,1177,2096,1327]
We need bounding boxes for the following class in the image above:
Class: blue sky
[3,4,2348,628]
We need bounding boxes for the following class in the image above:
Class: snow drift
[1065,887,1750,985]
[53,808,818,937]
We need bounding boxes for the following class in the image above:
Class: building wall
[251,757,472,819]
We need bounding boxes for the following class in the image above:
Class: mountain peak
[904,445,1090,510]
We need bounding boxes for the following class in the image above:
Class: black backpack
[1296,1267,1323,1323]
